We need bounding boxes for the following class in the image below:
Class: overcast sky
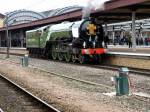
[0,0,109,14]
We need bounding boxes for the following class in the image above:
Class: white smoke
[82,0,110,19]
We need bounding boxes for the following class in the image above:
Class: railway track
[1,57,150,91]
[4,57,150,94]
[1,51,150,75]
[38,58,150,76]
[0,73,60,112]
[30,60,150,95]
[0,108,4,112]
[2,57,150,90]
[0,57,150,111]
[1,58,115,90]
[0,47,149,75]
[91,64,150,76]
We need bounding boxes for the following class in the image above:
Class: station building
[5,10,45,26]
[1,10,46,47]
[0,6,83,47]
[1,2,150,48]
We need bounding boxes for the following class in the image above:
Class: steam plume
[82,0,110,19]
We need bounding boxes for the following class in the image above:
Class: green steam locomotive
[26,18,106,63]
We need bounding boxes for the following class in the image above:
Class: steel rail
[21,60,150,107]
[91,64,150,76]
[5,56,150,76]
[0,58,150,110]
[0,58,114,90]
[1,57,150,91]
[0,108,4,112]
[0,51,149,75]
[42,58,150,76]
[30,65,114,90]
[0,73,61,112]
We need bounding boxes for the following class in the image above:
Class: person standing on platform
[104,35,109,48]
[128,35,132,48]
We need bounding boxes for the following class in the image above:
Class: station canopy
[4,10,45,26]
[42,6,82,17]
[1,0,150,31]
[91,0,150,23]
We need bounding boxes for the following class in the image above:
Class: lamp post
[5,16,9,58]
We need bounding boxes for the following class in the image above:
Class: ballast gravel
[0,54,149,111]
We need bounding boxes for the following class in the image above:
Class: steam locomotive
[26,18,106,63]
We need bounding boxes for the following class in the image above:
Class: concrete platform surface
[108,45,150,55]
[0,47,28,56]
[105,45,150,70]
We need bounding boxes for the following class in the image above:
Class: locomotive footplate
[81,48,105,55]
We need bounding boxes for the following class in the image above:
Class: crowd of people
[107,34,150,48]
[1,34,150,49]
[1,38,25,47]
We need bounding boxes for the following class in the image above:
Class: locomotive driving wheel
[64,52,71,62]
[71,55,77,63]
[58,53,64,61]
[93,54,101,64]
[64,45,71,62]
[51,44,58,60]
[79,54,85,64]
[57,44,64,61]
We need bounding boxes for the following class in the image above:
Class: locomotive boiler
[26,18,106,63]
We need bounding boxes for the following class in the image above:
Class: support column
[112,32,115,45]
[20,30,24,47]
[112,26,115,45]
[23,31,26,47]
[0,34,1,47]
[139,23,143,45]
[9,31,11,47]
[132,11,136,51]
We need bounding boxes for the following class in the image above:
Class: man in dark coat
[128,35,132,48]
[104,35,109,48]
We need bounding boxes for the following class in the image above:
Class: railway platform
[0,47,28,56]
[108,45,150,54]
[0,46,149,70]
[105,45,150,70]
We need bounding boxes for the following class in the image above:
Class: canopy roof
[0,0,150,31]
[92,0,150,23]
